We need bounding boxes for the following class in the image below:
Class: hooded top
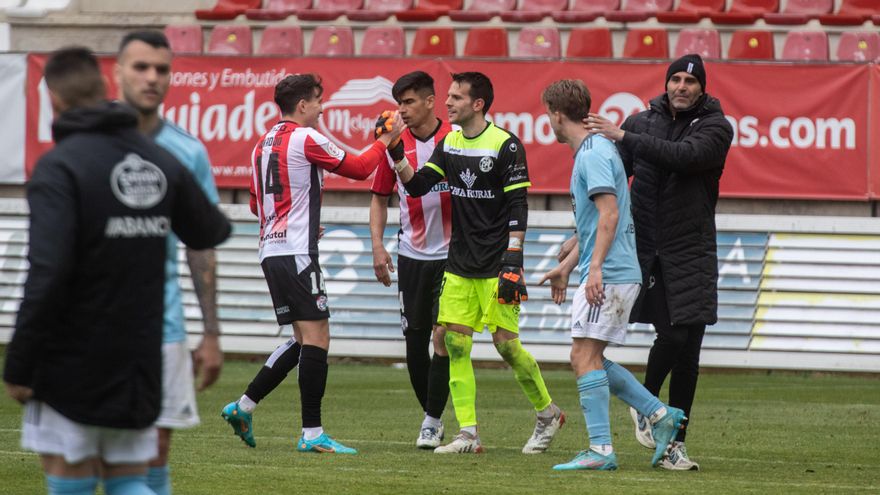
[4,101,231,429]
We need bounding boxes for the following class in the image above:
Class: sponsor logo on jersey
[450,186,496,199]
[460,168,477,188]
[104,215,170,238]
[275,305,290,315]
[110,153,167,209]
[316,77,397,155]
[401,315,408,332]
[479,156,493,173]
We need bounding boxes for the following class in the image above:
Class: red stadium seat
[674,28,720,58]
[257,26,303,55]
[605,0,673,22]
[727,30,774,59]
[500,0,568,22]
[709,0,778,24]
[819,0,877,26]
[623,28,669,58]
[411,27,456,56]
[347,0,411,20]
[514,27,561,58]
[837,31,880,62]
[195,0,260,20]
[450,0,515,21]
[296,0,362,20]
[781,31,829,60]
[361,26,406,55]
[396,0,463,20]
[656,0,724,23]
[309,26,355,56]
[245,0,311,20]
[463,28,509,57]
[764,0,832,25]
[207,26,252,55]
[551,0,618,23]
[164,25,203,54]
[566,28,612,58]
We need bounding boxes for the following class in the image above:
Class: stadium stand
[296,0,363,21]
[709,0,779,24]
[257,25,304,55]
[819,0,877,25]
[605,0,673,22]
[395,0,463,21]
[361,25,406,55]
[195,0,260,20]
[837,31,880,62]
[346,0,412,21]
[551,0,618,23]
[463,27,509,57]
[245,0,310,20]
[499,0,568,23]
[656,0,725,23]
[566,27,613,58]
[623,28,669,58]
[449,0,514,21]
[165,24,204,54]
[763,0,833,25]
[514,27,561,58]
[781,30,829,61]
[674,28,721,59]
[411,26,455,56]
[208,25,253,55]
[309,25,355,55]
[727,29,775,59]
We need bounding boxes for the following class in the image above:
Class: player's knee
[494,338,522,365]
[432,326,448,355]
[444,331,471,359]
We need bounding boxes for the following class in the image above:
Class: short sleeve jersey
[370,120,453,261]
[571,135,641,285]
[251,121,347,261]
[154,120,220,344]
[423,122,530,278]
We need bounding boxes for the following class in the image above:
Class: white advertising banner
[0,53,25,184]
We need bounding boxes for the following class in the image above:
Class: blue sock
[603,358,663,417]
[103,475,155,495]
[147,466,171,495]
[577,369,612,447]
[45,475,98,495]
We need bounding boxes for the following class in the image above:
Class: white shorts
[21,401,158,465]
[156,341,200,429]
[570,283,640,345]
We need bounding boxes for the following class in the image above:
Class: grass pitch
[1,357,879,494]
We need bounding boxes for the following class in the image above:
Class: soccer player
[370,71,452,449]
[538,79,685,471]
[221,74,403,454]
[115,30,222,495]
[392,72,564,454]
[4,46,230,495]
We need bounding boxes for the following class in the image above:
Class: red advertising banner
[23,54,876,199]
[870,65,880,199]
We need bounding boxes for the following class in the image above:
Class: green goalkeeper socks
[495,339,552,411]
[445,331,477,428]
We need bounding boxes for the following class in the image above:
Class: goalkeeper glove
[497,248,528,305]
[374,110,404,162]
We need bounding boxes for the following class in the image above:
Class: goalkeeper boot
[296,433,357,454]
[523,405,565,454]
[221,401,255,448]
[416,423,445,449]
[659,441,700,471]
[650,407,686,466]
[553,449,618,471]
[629,406,655,449]
[434,430,484,454]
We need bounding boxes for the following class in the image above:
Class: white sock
[422,414,442,429]
[303,427,324,441]
[590,444,614,455]
[238,395,257,413]
[649,406,668,425]
[461,426,477,437]
[537,403,558,419]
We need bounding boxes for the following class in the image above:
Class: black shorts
[261,254,330,324]
[397,254,446,333]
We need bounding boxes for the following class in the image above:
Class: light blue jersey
[571,135,641,285]
[154,121,220,343]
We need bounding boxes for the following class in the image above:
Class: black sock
[298,345,328,428]
[425,353,449,419]
[244,339,301,403]
[404,328,432,411]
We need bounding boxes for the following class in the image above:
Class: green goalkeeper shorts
[437,271,520,333]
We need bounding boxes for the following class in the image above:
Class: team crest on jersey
[460,168,477,188]
[326,141,345,160]
[110,153,167,209]
[509,142,518,153]
[401,315,408,332]
[316,295,328,312]
[479,156,493,173]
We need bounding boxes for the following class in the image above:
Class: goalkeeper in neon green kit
[388,72,564,454]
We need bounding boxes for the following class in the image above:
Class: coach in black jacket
[3,47,230,493]
[587,54,733,471]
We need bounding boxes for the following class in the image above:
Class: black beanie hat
[666,54,706,92]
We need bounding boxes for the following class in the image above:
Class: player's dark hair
[392,71,435,102]
[275,74,323,116]
[44,46,106,110]
[118,30,170,54]
[451,72,494,114]
[542,79,591,122]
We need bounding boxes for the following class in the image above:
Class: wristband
[393,157,410,174]
[508,237,523,250]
